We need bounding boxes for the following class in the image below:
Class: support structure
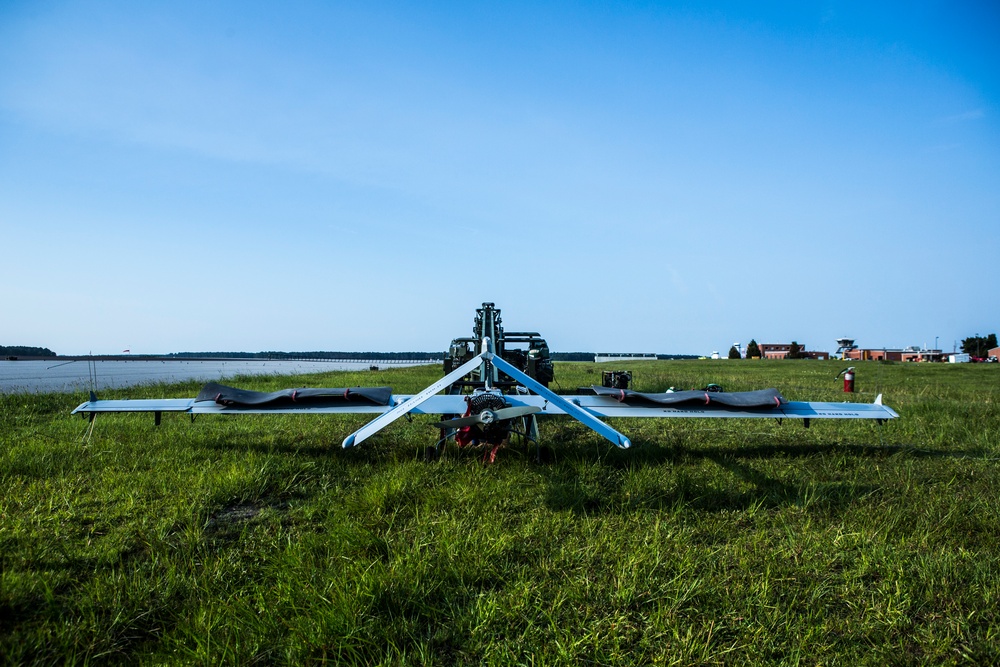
[341,338,632,449]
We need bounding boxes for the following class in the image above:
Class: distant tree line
[1,345,56,357]
[162,350,697,361]
[166,351,444,360]
[961,333,997,357]
[531,352,699,361]
[553,352,597,361]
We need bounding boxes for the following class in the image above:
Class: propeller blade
[493,405,541,420]
[432,415,483,429]
[431,405,539,430]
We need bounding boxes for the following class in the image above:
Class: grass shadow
[536,436,992,517]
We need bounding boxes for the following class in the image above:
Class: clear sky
[2,1,997,356]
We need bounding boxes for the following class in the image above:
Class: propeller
[432,405,541,430]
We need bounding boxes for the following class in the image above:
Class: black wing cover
[589,386,786,408]
[195,382,393,407]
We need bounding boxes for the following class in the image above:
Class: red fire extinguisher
[838,367,855,393]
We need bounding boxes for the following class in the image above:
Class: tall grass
[2,360,998,664]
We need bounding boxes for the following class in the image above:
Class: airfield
[2,359,998,664]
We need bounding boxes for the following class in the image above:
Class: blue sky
[2,1,997,355]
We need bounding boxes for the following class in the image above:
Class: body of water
[0,359,437,394]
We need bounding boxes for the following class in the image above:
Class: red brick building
[759,344,829,360]
[844,347,944,362]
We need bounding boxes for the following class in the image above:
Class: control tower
[835,338,857,360]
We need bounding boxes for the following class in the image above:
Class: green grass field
[2,360,999,665]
